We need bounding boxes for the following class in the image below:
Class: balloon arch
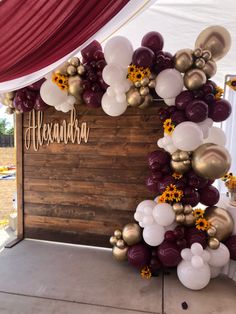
[1,26,236,291]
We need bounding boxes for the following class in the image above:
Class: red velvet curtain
[0,0,129,82]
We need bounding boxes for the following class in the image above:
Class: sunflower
[163,191,174,201]
[52,73,69,90]
[163,118,175,135]
[158,195,166,203]
[128,64,136,74]
[172,173,183,180]
[226,78,236,91]
[221,172,233,182]
[196,218,210,231]
[127,64,151,83]
[166,184,177,193]
[140,266,152,279]
[172,190,183,202]
[214,86,224,100]
[193,208,204,218]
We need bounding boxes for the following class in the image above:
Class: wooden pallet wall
[22,104,163,247]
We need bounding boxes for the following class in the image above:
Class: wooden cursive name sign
[25,108,90,151]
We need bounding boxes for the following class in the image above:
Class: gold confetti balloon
[122,223,142,246]
[112,246,128,262]
[174,48,193,73]
[195,25,231,61]
[204,206,234,241]
[192,143,231,180]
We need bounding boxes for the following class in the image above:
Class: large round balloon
[185,227,208,248]
[143,224,165,246]
[204,126,226,146]
[157,241,181,267]
[148,150,171,170]
[184,69,206,90]
[155,69,184,99]
[172,121,203,151]
[127,243,152,269]
[81,40,102,62]
[185,100,208,123]
[206,243,230,267]
[192,143,231,179]
[195,25,231,61]
[132,47,155,68]
[40,80,68,107]
[141,31,164,53]
[153,203,175,227]
[102,64,126,86]
[104,36,133,67]
[208,99,232,122]
[199,185,219,206]
[14,88,36,113]
[174,49,193,73]
[101,93,127,116]
[175,90,194,111]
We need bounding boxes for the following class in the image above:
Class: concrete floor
[0,240,235,314]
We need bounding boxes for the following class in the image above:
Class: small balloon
[185,100,208,123]
[132,47,155,68]
[127,243,151,269]
[122,223,142,246]
[174,49,193,73]
[184,69,206,90]
[81,40,102,63]
[208,99,232,122]
[141,31,164,53]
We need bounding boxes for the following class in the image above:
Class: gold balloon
[192,143,231,180]
[205,206,234,241]
[173,203,184,214]
[202,50,212,61]
[126,87,142,107]
[114,229,122,239]
[112,246,128,262]
[202,60,217,78]
[134,81,142,88]
[77,65,85,75]
[171,150,191,174]
[148,80,156,89]
[140,77,149,87]
[122,223,142,246]
[70,57,80,67]
[184,205,193,215]
[208,237,220,250]
[55,63,69,75]
[193,48,203,58]
[68,76,83,99]
[207,226,217,237]
[176,214,185,224]
[195,25,231,61]
[174,49,193,73]
[5,92,15,100]
[183,214,196,226]
[184,69,206,90]
[195,58,206,69]
[110,236,117,246]
[116,239,126,249]
[139,86,149,96]
[67,65,77,76]
[139,94,152,109]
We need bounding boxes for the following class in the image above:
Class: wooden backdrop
[22,104,163,247]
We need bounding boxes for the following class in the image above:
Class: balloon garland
[1,25,236,290]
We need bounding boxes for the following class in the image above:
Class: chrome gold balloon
[67,65,77,76]
[208,237,220,250]
[139,86,149,96]
[68,76,83,99]
[126,87,142,107]
[109,236,118,246]
[174,49,193,73]
[205,206,234,241]
[77,65,85,76]
[195,25,231,61]
[207,226,217,237]
[176,214,186,224]
[70,57,80,67]
[202,59,217,78]
[173,203,184,214]
[192,143,231,180]
[114,229,122,239]
[171,150,191,174]
[116,239,126,249]
[122,223,142,246]
[184,69,206,90]
[195,58,206,69]
[112,246,128,262]
[183,213,196,227]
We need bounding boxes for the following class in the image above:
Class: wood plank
[24,178,151,198]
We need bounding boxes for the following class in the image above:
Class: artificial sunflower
[52,73,69,90]
[214,86,224,100]
[221,172,233,182]
[226,78,236,91]
[193,208,204,218]
[166,184,177,193]
[140,266,152,279]
[163,191,174,202]
[158,194,166,203]
[172,173,183,180]
[195,218,210,231]
[172,190,183,202]
[163,118,175,135]
[127,64,151,83]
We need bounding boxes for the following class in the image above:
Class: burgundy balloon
[171,110,187,125]
[199,185,219,206]
[82,90,103,108]
[204,93,215,105]
[192,89,204,100]
[161,164,172,175]
[158,108,170,121]
[174,177,187,190]
[175,91,194,111]
[157,241,182,267]
[27,78,45,91]
[158,175,176,193]
[185,100,208,123]
[93,50,104,61]
[187,170,208,189]
[13,88,36,113]
[81,40,102,62]
[165,230,177,243]
[132,47,155,68]
[34,95,49,111]
[185,227,207,248]
[224,235,236,260]
[182,187,200,207]
[208,99,232,122]
[141,31,164,54]
[173,226,185,240]
[146,175,161,194]
[176,238,187,251]
[148,150,171,170]
[127,243,152,269]
[154,51,174,74]
[149,256,162,275]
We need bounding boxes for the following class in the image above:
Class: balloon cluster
[110,25,236,291]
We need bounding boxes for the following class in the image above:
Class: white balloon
[143,224,165,246]
[67,95,76,106]
[177,260,211,290]
[116,93,126,103]
[207,243,230,268]
[157,135,178,154]
[197,118,213,138]
[210,265,222,278]
[143,215,154,226]
[153,203,175,226]
[107,86,116,97]
[40,80,67,107]
[181,248,192,261]
[191,255,204,268]
[104,36,133,67]
[101,93,127,117]
[155,69,183,99]
[164,97,176,106]
[191,243,204,256]
[201,251,211,263]
[172,121,203,151]
[134,211,144,222]
[102,64,126,86]
[204,126,226,146]
[136,200,156,213]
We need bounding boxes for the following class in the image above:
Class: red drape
[0,0,129,82]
